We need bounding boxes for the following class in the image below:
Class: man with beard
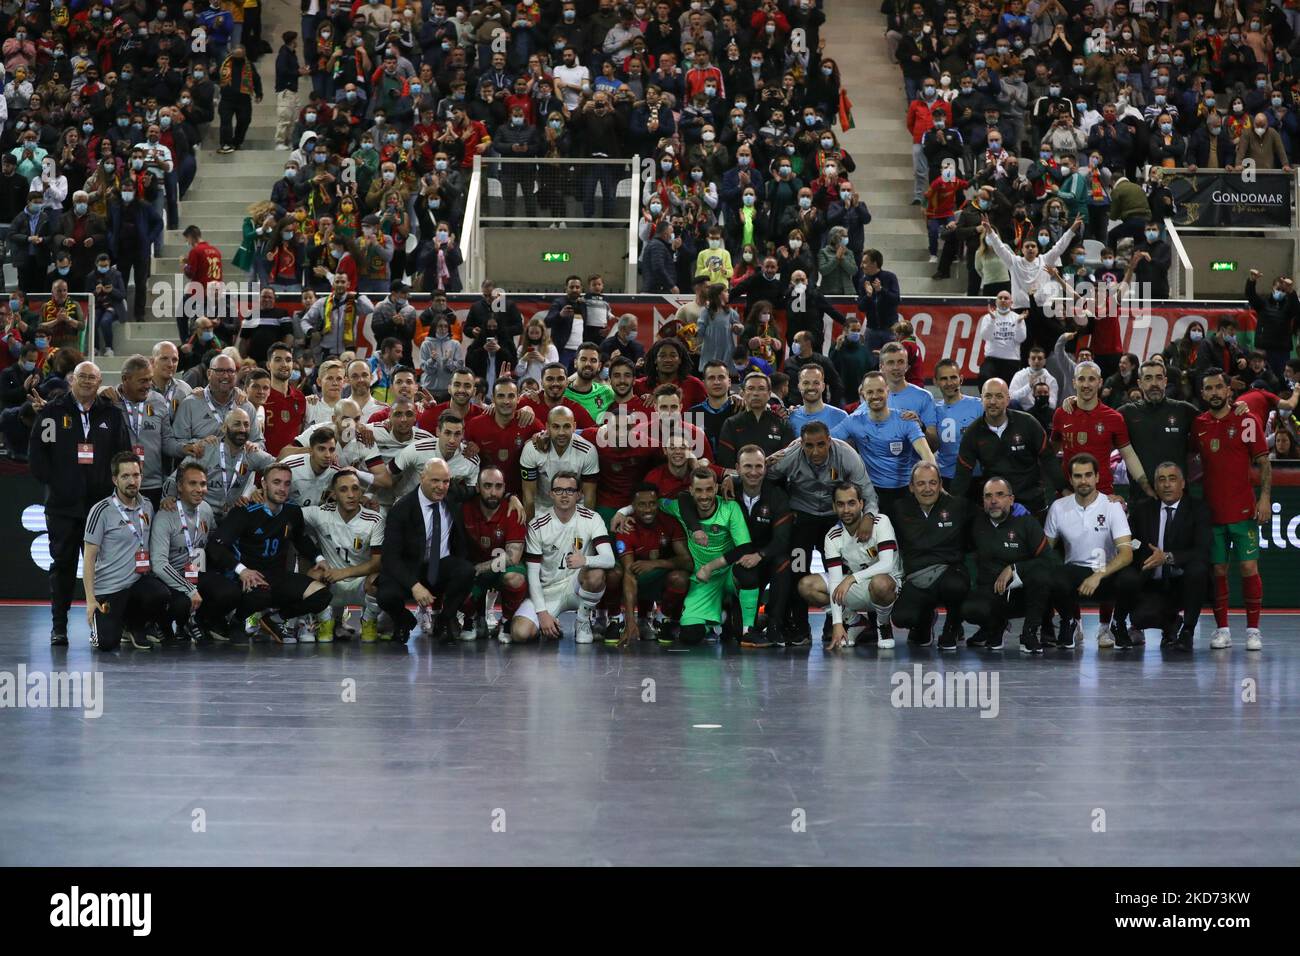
[718,372,794,469]
[365,398,434,511]
[82,453,172,651]
[564,343,616,422]
[891,461,972,651]
[464,378,545,497]
[461,467,529,642]
[1051,361,1151,498]
[520,406,600,518]
[415,368,489,431]
[302,469,385,644]
[961,477,1055,654]
[1119,360,1202,483]
[261,342,307,456]
[520,363,598,429]
[175,409,276,517]
[205,462,331,645]
[832,370,934,519]
[606,483,693,647]
[374,412,480,503]
[797,482,903,650]
[237,287,297,364]
[1043,453,1139,650]
[1192,368,1270,652]
[167,353,263,457]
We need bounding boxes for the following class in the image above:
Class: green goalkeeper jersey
[659,497,751,568]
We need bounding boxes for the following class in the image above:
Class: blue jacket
[107,200,164,261]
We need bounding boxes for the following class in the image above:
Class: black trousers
[729,547,792,634]
[219,93,254,148]
[90,575,171,651]
[1022,302,1061,365]
[236,570,331,620]
[18,258,47,295]
[1119,560,1208,632]
[375,555,476,630]
[893,565,971,631]
[47,509,87,631]
[786,511,837,631]
[874,486,909,523]
[119,252,151,320]
[979,356,1022,388]
[962,560,1056,633]
[498,165,537,218]
[162,571,243,632]
[1053,562,1142,622]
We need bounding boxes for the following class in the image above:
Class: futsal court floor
[1,604,1296,867]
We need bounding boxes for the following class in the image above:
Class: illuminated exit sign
[541,252,571,263]
[1210,261,1237,272]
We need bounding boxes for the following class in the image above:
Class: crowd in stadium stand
[0,1,1295,660]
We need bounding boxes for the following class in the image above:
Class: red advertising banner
[269,292,1253,379]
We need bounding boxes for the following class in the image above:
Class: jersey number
[261,538,281,558]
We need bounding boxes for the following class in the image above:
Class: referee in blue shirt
[833,372,936,520]
[933,358,984,480]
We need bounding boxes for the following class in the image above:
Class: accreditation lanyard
[206,395,228,430]
[112,497,150,573]
[77,405,94,464]
[218,443,246,502]
[125,400,145,458]
[177,506,203,581]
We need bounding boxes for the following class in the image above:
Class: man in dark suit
[1115,461,1212,651]
[375,458,477,643]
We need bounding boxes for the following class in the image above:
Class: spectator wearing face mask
[1231,112,1293,171]
[1193,319,1250,391]
[1186,112,1236,172]
[1246,269,1300,380]
[1128,219,1172,299]
[923,166,970,262]
[906,78,952,204]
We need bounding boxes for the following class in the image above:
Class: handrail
[626,153,641,293]
[1165,223,1194,300]
[462,153,485,289]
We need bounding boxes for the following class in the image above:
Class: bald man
[951,377,1059,516]
[30,360,133,644]
[374,458,478,643]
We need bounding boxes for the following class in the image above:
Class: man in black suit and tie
[375,458,477,643]
[1115,461,1212,651]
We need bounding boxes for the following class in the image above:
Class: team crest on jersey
[573,537,583,550]
[480,535,492,550]
[498,448,510,461]
[659,535,669,549]
[1210,438,1220,452]
[353,536,363,550]
[1168,416,1177,426]
[940,510,949,520]
[611,462,622,472]
[1007,530,1017,540]
[760,505,769,516]
[63,415,72,429]
[1096,515,1107,529]
[1228,427,1237,439]
[1095,423,1105,433]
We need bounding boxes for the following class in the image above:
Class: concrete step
[201,153,295,173]
[178,200,269,220]
[184,180,280,197]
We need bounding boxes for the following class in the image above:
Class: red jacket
[906,98,951,144]
[924,175,969,219]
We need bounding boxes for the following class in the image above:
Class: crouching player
[150,462,242,643]
[607,483,693,646]
[509,471,616,644]
[797,482,903,650]
[659,467,762,645]
[462,467,529,641]
[302,469,384,643]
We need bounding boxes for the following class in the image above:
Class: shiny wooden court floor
[1,605,1296,866]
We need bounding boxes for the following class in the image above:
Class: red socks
[1243,573,1263,630]
[1213,574,1230,628]
[661,580,687,620]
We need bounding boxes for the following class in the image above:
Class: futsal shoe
[128,626,154,650]
[259,614,297,644]
[875,621,895,650]
[50,626,68,646]
[359,619,378,644]
[1175,625,1195,652]
[297,619,317,643]
[1096,623,1115,648]
[1110,620,1135,649]
[317,618,335,644]
[1245,628,1263,651]
[1210,628,1232,649]
[983,626,1004,651]
[938,621,961,651]
[574,609,595,644]
[1019,626,1044,655]
[739,626,779,648]
[907,612,936,646]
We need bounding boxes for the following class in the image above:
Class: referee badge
[889,440,904,455]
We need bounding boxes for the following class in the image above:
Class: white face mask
[789,239,802,251]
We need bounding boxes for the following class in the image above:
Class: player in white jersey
[519,406,600,519]
[280,428,344,508]
[302,469,385,643]
[510,471,616,644]
[287,399,383,471]
[362,398,432,510]
[303,359,348,429]
[797,482,904,649]
[374,411,479,503]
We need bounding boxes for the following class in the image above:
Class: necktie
[425,502,442,588]
[1157,505,1174,579]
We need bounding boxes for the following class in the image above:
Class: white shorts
[818,571,903,611]
[321,577,378,615]
[512,571,583,627]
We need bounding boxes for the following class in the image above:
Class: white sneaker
[484,590,500,634]
[928,254,938,264]
[498,629,512,644]
[101,347,114,357]
[877,635,896,649]
[637,614,657,642]
[416,606,434,635]
[274,143,291,150]
[297,619,316,643]
[1210,627,1232,649]
[1097,624,1115,648]
[458,618,477,641]
[574,611,594,644]
[1245,628,1262,651]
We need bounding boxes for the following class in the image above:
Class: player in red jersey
[1053,360,1153,498]
[606,484,692,646]
[644,432,724,499]
[260,343,306,456]
[634,338,707,408]
[1192,368,1271,651]
[417,368,489,432]
[582,407,660,527]
[606,356,655,420]
[461,466,529,639]
[181,225,224,340]
[631,384,716,463]
[463,378,544,496]
[519,363,597,429]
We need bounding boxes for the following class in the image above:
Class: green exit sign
[541,252,571,263]
[1211,260,1237,272]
